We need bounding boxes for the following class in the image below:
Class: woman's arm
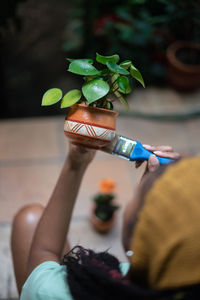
[27,143,95,275]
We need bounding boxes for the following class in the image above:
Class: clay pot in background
[89,204,117,234]
[166,41,200,91]
[64,104,118,149]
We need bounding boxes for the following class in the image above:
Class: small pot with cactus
[42,53,145,149]
[89,178,120,233]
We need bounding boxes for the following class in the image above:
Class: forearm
[28,157,88,272]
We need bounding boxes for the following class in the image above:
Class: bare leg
[11,204,70,295]
[11,204,44,295]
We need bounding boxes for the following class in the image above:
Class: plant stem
[112,86,119,94]
[110,75,119,90]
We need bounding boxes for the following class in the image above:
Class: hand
[136,145,180,172]
[67,142,96,169]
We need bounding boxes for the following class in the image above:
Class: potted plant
[89,178,120,233]
[157,0,200,90]
[166,41,200,91]
[41,53,145,149]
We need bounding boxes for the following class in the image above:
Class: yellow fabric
[130,156,200,290]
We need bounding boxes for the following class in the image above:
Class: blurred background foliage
[0,0,27,38]
[1,0,200,118]
[63,0,200,85]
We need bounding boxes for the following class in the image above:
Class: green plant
[93,194,120,222]
[41,53,145,111]
[63,0,200,85]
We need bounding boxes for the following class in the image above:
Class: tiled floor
[1,110,200,298]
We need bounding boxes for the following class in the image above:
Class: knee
[13,204,44,227]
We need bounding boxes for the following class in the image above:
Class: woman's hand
[136,145,180,172]
[67,142,96,169]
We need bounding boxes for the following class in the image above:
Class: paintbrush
[101,135,174,164]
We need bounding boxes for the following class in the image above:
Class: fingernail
[153,151,163,155]
[143,144,152,149]
[149,155,158,172]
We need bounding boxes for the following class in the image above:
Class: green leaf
[84,75,97,82]
[117,76,131,94]
[98,69,109,76]
[96,210,108,221]
[68,60,100,76]
[61,89,82,108]
[130,64,145,87]
[120,60,132,69]
[114,90,129,111]
[67,58,93,64]
[41,88,62,106]
[105,101,113,110]
[96,53,120,65]
[106,62,129,75]
[82,79,110,103]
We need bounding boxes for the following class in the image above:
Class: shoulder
[20,261,73,300]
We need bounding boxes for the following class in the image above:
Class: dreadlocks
[61,246,161,300]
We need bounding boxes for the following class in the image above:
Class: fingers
[147,155,160,172]
[143,144,174,153]
[143,144,180,160]
[70,142,95,154]
[135,144,178,170]
[153,151,180,159]
[136,155,160,173]
[135,144,180,172]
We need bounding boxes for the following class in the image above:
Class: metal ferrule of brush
[112,136,137,160]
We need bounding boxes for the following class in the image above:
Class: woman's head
[123,156,200,290]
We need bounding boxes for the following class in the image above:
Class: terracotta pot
[64,104,118,149]
[166,41,200,91]
[89,204,117,234]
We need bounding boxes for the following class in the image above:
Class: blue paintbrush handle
[130,141,174,164]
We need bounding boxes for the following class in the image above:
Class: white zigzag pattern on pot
[64,120,115,141]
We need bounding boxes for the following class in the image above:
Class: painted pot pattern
[64,104,118,149]
[64,120,115,141]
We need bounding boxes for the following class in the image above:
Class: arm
[27,143,95,275]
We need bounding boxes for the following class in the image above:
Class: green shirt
[20,261,130,299]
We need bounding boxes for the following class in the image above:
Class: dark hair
[61,246,162,300]
[62,245,200,300]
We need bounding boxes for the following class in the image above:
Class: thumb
[148,155,159,172]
